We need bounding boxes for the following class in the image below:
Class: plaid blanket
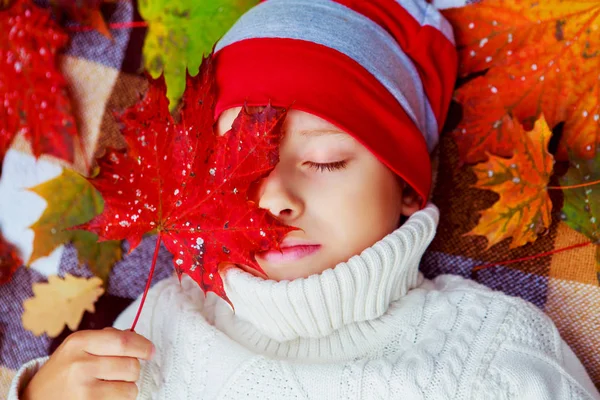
[1,0,598,397]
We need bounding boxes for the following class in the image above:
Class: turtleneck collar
[208,203,439,360]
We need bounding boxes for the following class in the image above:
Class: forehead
[283,110,348,138]
[217,106,354,142]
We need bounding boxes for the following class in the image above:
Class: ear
[400,184,422,218]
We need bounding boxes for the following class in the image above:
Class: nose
[255,164,302,221]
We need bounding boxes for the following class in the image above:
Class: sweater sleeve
[6,356,50,400]
[481,299,600,400]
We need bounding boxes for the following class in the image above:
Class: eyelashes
[305,160,348,172]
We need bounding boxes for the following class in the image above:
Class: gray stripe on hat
[396,0,455,44]
[215,0,440,151]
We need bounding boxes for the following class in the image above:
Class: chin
[264,270,311,282]
[256,259,334,282]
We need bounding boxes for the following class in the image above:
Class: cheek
[348,170,402,236]
[375,172,404,228]
[311,162,402,252]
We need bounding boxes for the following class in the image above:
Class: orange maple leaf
[467,114,554,249]
[444,1,600,163]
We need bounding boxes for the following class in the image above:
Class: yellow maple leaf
[22,274,104,337]
[467,114,554,249]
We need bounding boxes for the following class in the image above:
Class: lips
[257,238,321,263]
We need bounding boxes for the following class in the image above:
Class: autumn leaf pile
[1,0,599,337]
[443,0,600,278]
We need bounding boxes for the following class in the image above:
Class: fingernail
[150,344,156,359]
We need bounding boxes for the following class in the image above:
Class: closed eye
[305,160,348,172]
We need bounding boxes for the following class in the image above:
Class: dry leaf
[140,0,258,108]
[559,147,600,282]
[22,273,104,337]
[28,168,122,284]
[445,1,600,163]
[467,114,554,249]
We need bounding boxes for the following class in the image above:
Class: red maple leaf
[80,55,296,319]
[0,230,22,285]
[0,0,77,173]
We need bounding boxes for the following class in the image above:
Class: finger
[73,328,155,360]
[84,355,141,382]
[91,380,139,399]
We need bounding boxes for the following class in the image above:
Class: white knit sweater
[9,204,600,399]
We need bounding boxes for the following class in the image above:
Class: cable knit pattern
[506,301,561,356]
[8,204,600,400]
[220,204,432,343]
[210,203,436,361]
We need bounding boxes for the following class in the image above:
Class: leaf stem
[129,233,161,332]
[472,241,593,272]
[548,178,600,190]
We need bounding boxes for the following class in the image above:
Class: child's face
[217,108,420,281]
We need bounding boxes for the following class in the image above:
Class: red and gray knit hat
[213,0,457,207]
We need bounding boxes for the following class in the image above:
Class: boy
[10,0,600,399]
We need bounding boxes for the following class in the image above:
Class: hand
[21,327,155,400]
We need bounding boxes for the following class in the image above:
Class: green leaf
[140,0,258,109]
[28,169,122,285]
[559,147,600,283]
